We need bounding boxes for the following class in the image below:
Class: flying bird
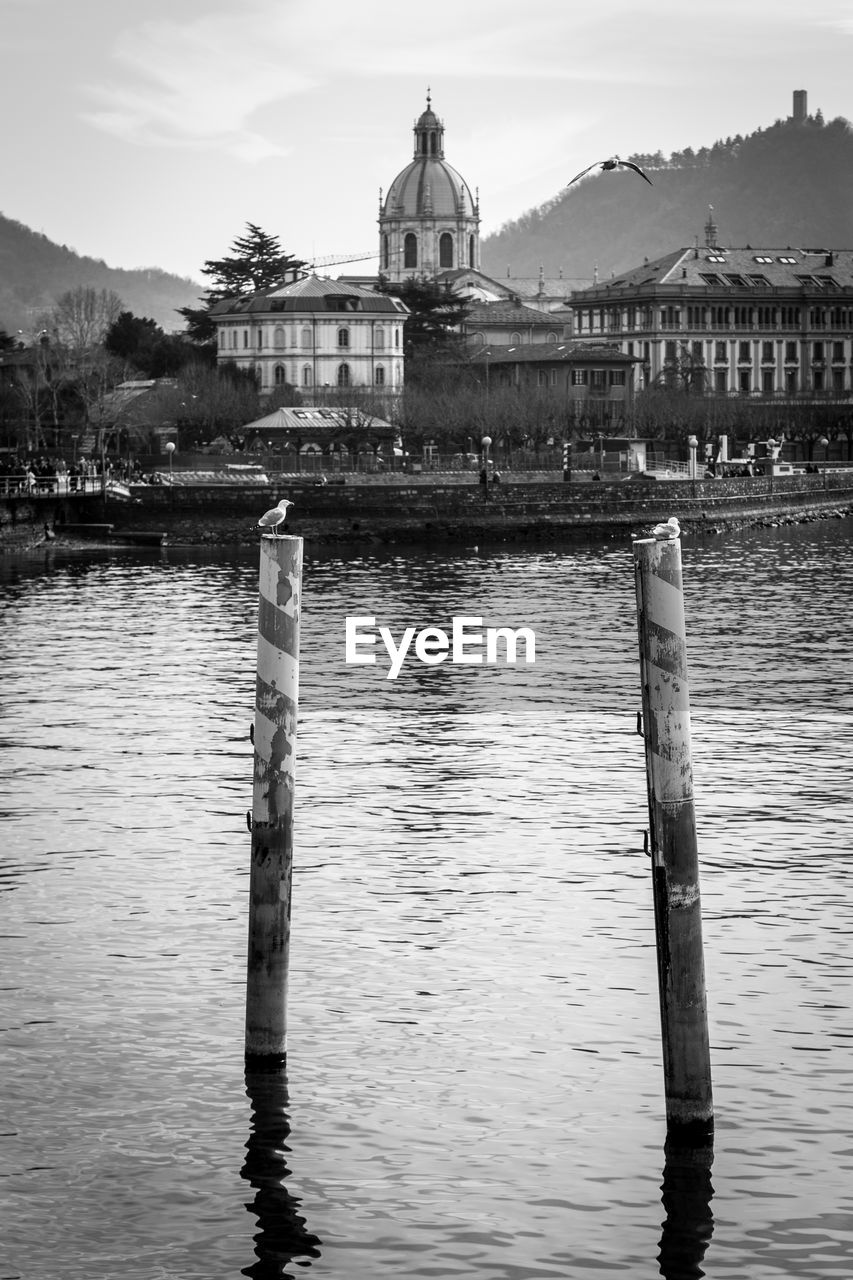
[258,498,293,537]
[567,156,653,187]
[652,517,681,540]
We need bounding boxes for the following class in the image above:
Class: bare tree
[52,287,123,358]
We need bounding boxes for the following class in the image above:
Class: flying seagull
[567,156,653,187]
[258,498,293,537]
[652,517,681,540]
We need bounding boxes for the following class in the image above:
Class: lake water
[2,518,852,1280]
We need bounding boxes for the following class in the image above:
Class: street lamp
[818,435,829,489]
[165,440,176,486]
[481,435,492,502]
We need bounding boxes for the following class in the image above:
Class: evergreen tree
[178,223,306,342]
[377,276,471,382]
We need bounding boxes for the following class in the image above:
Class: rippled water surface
[2,519,852,1279]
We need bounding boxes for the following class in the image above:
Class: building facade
[468,343,643,427]
[569,230,853,405]
[378,94,481,283]
[211,274,408,398]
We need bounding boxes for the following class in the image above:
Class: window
[404,233,417,268]
[700,273,724,286]
[591,369,606,389]
[439,232,453,268]
[572,369,588,385]
[734,306,751,329]
[753,255,774,264]
[382,234,389,271]
[687,306,705,329]
[273,326,286,350]
[813,342,825,363]
[538,370,548,387]
[301,327,312,349]
[715,370,727,393]
[257,329,263,348]
[301,366,312,387]
[832,341,845,362]
[739,370,751,393]
[738,341,751,363]
[510,332,521,344]
[780,306,800,328]
[692,341,704,362]
[707,253,727,263]
[761,341,774,363]
[243,330,249,348]
[337,327,350,348]
[610,370,626,385]
[375,365,385,386]
[778,255,798,264]
[395,329,400,348]
[664,340,677,362]
[661,306,681,330]
[715,341,727,363]
[813,368,824,392]
[218,331,224,348]
[337,363,350,387]
[757,306,775,328]
[725,275,747,287]
[550,370,558,386]
[374,328,385,350]
[785,341,798,362]
[785,369,797,393]
[710,305,729,328]
[747,275,770,287]
[547,332,558,343]
[274,364,287,386]
[469,235,475,268]
[762,370,774,393]
[833,368,844,392]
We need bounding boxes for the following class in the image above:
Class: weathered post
[633,533,713,1137]
[246,533,302,1065]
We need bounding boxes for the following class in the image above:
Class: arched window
[547,332,558,344]
[439,233,453,268]
[510,332,521,344]
[375,365,385,386]
[274,364,287,386]
[301,327,312,349]
[375,328,385,350]
[337,327,350,348]
[404,233,417,269]
[218,330,225,348]
[273,326,286,350]
[471,331,485,345]
[337,363,351,387]
[382,235,389,270]
[302,365,312,387]
[469,235,475,268]
[395,329,400,348]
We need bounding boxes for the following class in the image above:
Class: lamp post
[687,433,698,497]
[481,434,492,502]
[818,435,829,489]
[766,437,777,494]
[165,440,175,499]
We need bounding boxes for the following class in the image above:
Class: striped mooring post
[633,533,713,1137]
[246,533,303,1065]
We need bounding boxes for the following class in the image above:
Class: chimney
[793,89,807,122]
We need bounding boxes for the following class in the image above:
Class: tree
[105,310,209,377]
[52,287,123,357]
[178,223,306,342]
[377,277,471,386]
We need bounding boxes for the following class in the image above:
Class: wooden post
[633,534,713,1136]
[246,533,302,1064]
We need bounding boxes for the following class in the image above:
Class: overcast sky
[2,0,852,285]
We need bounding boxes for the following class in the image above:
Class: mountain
[481,112,853,282]
[0,213,202,335]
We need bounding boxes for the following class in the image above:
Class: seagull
[567,156,653,187]
[652,517,681,540]
[258,498,293,537]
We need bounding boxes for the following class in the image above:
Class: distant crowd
[0,453,147,494]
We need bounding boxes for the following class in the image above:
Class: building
[569,218,853,406]
[378,93,481,282]
[239,405,401,460]
[464,300,567,349]
[468,342,643,428]
[210,274,408,398]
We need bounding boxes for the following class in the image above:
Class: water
[2,519,852,1279]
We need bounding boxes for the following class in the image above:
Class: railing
[0,474,107,499]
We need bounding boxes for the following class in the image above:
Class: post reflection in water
[657,1137,715,1280]
[241,1068,322,1279]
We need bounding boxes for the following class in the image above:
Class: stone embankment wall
[2,472,853,549]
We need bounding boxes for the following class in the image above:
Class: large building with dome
[378,94,481,282]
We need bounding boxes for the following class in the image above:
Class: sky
[2,0,853,287]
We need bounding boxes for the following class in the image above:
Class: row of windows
[383,231,477,271]
[660,339,848,364]
[268,363,389,388]
[219,326,399,351]
[580,304,853,332]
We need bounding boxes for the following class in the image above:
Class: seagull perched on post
[652,517,681,540]
[258,498,293,537]
[567,156,653,187]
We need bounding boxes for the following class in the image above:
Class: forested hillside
[482,113,853,281]
[0,214,201,334]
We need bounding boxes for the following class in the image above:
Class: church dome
[383,156,476,219]
[382,93,477,219]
